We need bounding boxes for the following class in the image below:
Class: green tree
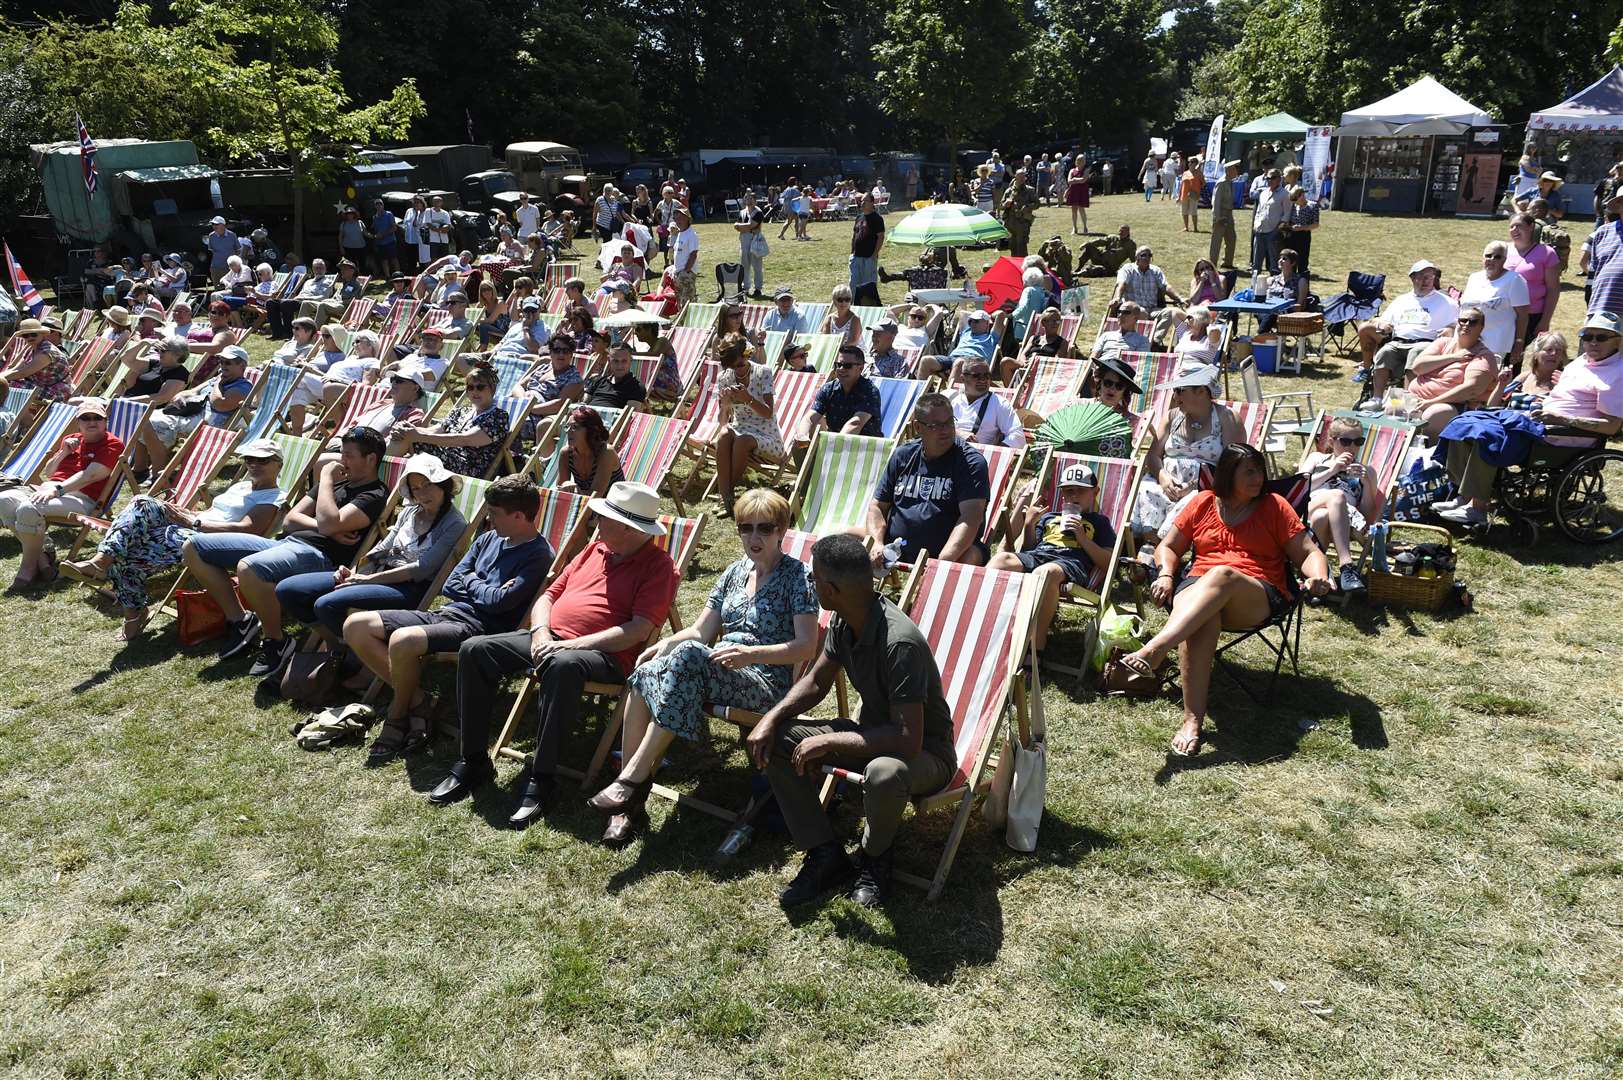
[1023,0,1168,145]
[874,0,1031,165]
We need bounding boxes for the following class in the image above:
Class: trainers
[1437,504,1487,526]
[779,841,855,909]
[850,847,893,908]
[1338,565,1365,594]
[218,613,261,660]
[248,637,294,678]
[1351,368,1369,383]
[1429,498,1462,513]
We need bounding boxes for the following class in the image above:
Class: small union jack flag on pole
[77,112,98,197]
[4,241,45,317]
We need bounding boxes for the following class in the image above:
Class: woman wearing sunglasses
[1405,307,1498,439]
[586,489,819,847]
[1301,416,1379,594]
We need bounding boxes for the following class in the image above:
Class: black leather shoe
[600,808,648,848]
[779,841,854,909]
[507,776,556,829]
[427,758,493,806]
[850,847,893,908]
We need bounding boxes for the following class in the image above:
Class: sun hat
[1408,259,1439,277]
[104,305,133,328]
[139,306,166,321]
[1059,463,1098,489]
[1581,311,1622,335]
[237,438,283,460]
[76,397,108,418]
[401,453,453,485]
[291,315,318,331]
[41,315,62,332]
[1539,171,1564,187]
[15,318,45,335]
[589,481,667,536]
[1170,365,1219,391]
[1092,353,1142,394]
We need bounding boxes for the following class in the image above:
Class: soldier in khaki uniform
[1076,225,1136,278]
[1001,170,1040,257]
[1209,160,1240,268]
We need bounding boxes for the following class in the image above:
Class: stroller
[1321,271,1385,354]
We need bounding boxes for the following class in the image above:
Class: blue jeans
[186,533,334,582]
[274,572,426,637]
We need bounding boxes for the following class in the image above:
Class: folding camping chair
[714,263,746,304]
[789,430,897,535]
[1239,357,1317,457]
[490,512,707,783]
[1321,271,1385,355]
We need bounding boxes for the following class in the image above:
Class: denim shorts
[187,533,333,582]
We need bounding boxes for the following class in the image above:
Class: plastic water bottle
[875,539,903,576]
[717,823,754,857]
[1370,522,1389,572]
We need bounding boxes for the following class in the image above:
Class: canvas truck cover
[30,138,201,243]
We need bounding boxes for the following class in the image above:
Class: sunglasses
[466,382,493,392]
[735,521,779,536]
[1456,319,1482,327]
[833,361,861,370]
[1335,436,1367,447]
[917,419,954,431]
[1580,332,1618,343]
[1099,378,1127,390]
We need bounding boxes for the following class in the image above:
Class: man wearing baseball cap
[205,215,238,283]
[867,316,910,378]
[759,286,808,341]
[917,307,1005,381]
[991,462,1117,655]
[430,481,677,829]
[485,296,548,362]
[0,399,123,592]
[1356,259,1459,402]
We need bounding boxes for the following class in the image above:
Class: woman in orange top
[1119,443,1330,756]
[1180,157,1205,233]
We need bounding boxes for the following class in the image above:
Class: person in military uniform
[1036,236,1073,284]
[1076,225,1135,278]
[1001,169,1040,257]
[1209,160,1240,269]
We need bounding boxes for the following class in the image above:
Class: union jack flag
[4,241,44,317]
[77,113,97,197]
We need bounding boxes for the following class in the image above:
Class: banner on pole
[1302,126,1333,197]
[1203,115,1225,183]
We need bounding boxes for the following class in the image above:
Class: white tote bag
[1004,640,1047,852]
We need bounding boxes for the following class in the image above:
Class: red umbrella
[975,256,1026,313]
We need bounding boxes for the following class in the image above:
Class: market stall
[1333,77,1494,214]
[1226,112,1312,172]
[1528,65,1623,218]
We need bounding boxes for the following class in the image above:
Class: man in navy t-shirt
[865,392,990,567]
[803,344,882,440]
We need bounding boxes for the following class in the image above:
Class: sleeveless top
[1165,404,1227,466]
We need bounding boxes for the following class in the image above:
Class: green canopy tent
[1225,112,1313,170]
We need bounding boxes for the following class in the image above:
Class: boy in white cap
[991,462,1117,654]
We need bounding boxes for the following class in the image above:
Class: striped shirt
[1586,221,1623,315]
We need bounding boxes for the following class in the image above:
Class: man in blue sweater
[342,474,556,766]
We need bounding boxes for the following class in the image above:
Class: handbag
[280,649,339,707]
[1099,645,1172,697]
[752,231,770,259]
[1004,640,1047,852]
[175,588,228,645]
[162,396,207,419]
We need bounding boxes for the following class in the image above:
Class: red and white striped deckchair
[1122,350,1182,416]
[68,337,116,394]
[327,382,393,436]
[543,286,571,315]
[978,443,1026,545]
[1298,411,1418,547]
[1013,356,1086,422]
[340,297,375,329]
[739,302,772,335]
[615,410,695,509]
[542,261,580,295]
[875,558,1038,899]
[380,298,422,338]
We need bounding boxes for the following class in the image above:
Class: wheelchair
[1477,438,1623,546]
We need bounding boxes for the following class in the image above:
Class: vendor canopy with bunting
[1529,66,1623,133]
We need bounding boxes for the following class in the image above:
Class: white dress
[720,361,785,461]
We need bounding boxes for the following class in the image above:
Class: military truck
[31,138,228,256]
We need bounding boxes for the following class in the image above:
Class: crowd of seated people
[8,187,1621,917]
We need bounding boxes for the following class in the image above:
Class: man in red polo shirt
[0,398,123,592]
[429,481,678,829]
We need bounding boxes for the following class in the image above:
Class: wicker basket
[1366,523,1455,611]
[1275,312,1325,336]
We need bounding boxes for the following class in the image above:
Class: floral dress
[720,361,785,461]
[97,488,280,609]
[644,338,685,400]
[421,402,509,478]
[1133,405,1229,537]
[15,342,72,403]
[627,554,817,741]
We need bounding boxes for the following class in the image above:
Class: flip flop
[118,610,151,641]
[1118,653,1159,680]
[1170,729,1205,758]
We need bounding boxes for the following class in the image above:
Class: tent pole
[1359,139,1368,213]
[1421,136,1436,215]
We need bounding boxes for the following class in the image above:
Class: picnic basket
[1367,522,1455,611]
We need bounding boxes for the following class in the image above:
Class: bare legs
[342,613,428,721]
[1127,566,1274,753]
[616,688,676,784]
[713,427,759,512]
[1307,490,1354,565]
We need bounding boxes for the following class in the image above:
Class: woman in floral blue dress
[587,488,820,846]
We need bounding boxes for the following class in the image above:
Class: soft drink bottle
[1370,522,1388,572]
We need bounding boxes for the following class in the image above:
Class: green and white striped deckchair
[790,430,896,535]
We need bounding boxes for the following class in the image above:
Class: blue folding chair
[874,376,926,438]
[1,401,77,483]
[1322,272,1386,353]
[239,363,303,445]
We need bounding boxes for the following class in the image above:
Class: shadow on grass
[1153,669,1387,784]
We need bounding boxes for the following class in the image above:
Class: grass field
[1,194,1620,1078]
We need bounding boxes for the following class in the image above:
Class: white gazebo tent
[1333,76,1495,212]
[1528,66,1623,215]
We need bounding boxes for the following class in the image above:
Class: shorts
[187,534,332,582]
[288,372,326,410]
[1374,339,1429,378]
[377,607,486,653]
[1176,570,1291,622]
[1015,547,1095,585]
[149,409,207,448]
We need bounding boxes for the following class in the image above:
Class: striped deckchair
[0,386,37,454]
[64,424,241,566]
[790,430,896,535]
[673,302,723,333]
[238,362,304,444]
[525,406,630,487]
[495,511,708,783]
[664,326,712,396]
[739,302,773,334]
[1,401,77,483]
[614,411,693,508]
[800,333,843,375]
[758,329,790,368]
[1122,351,1182,415]
[1096,315,1155,350]
[64,309,96,340]
[277,268,307,300]
[484,392,537,477]
[1013,356,1086,422]
[979,443,1026,545]
[267,433,322,514]
[88,397,152,507]
[1298,411,1418,549]
[542,261,580,295]
[380,298,422,338]
[543,287,571,315]
[325,382,392,436]
[69,337,116,394]
[874,376,926,438]
[796,303,830,337]
[491,353,541,397]
[340,297,375,329]
[850,305,888,332]
[880,558,1038,899]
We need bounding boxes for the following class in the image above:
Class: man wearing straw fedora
[430,481,678,829]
